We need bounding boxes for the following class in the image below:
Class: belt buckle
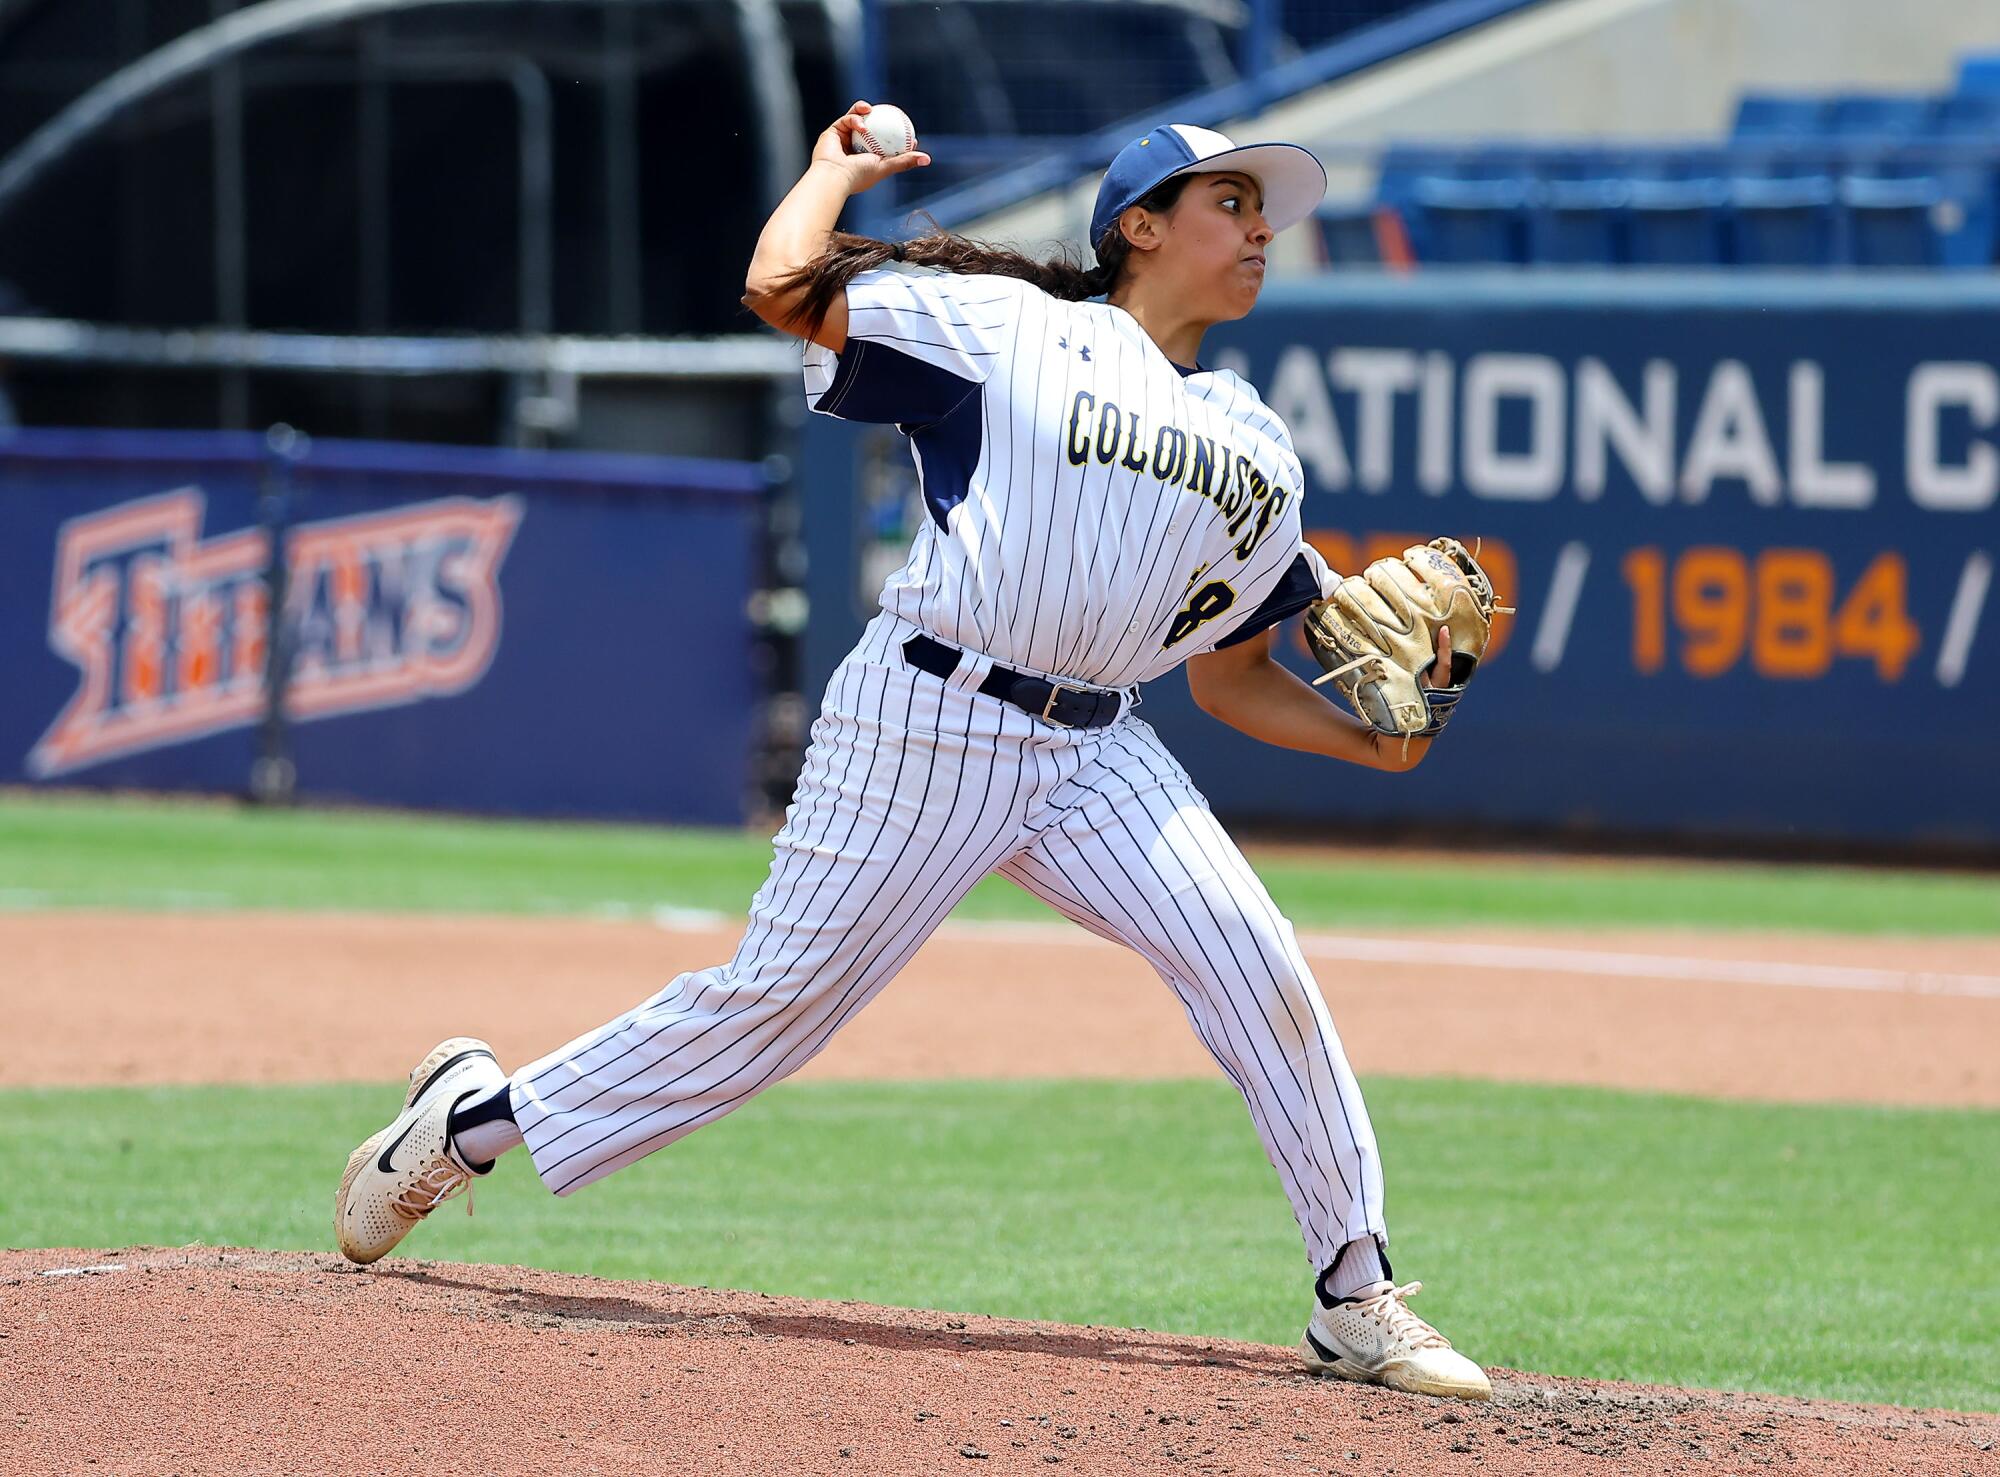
[1039,682,1087,728]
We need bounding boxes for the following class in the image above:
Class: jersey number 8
[1163,580,1237,650]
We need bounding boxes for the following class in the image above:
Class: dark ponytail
[769,174,1194,340]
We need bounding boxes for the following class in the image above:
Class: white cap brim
[1162,142,1328,235]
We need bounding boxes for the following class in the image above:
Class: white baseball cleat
[1299,1279,1492,1401]
[334,1037,507,1266]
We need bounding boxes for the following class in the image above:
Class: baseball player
[336,104,1492,1403]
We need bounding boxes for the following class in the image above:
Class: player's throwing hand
[817,100,931,191]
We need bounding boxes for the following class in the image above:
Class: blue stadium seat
[1373,145,1466,222]
[1733,94,1833,140]
[1526,147,1602,180]
[1958,52,2000,96]
[1926,166,2000,267]
[1624,178,1728,265]
[1728,176,1838,265]
[1827,93,1936,140]
[1528,179,1623,264]
[1455,147,1541,181]
[1407,177,1526,264]
[1367,106,2000,272]
[1730,147,1838,180]
[1316,201,1385,266]
[1376,144,1465,182]
[1934,93,2000,139]
[1840,174,1945,265]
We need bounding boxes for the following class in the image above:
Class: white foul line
[1936,551,1991,688]
[916,918,2000,1002]
[1530,541,1589,673]
[1287,933,2000,1001]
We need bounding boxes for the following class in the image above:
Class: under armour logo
[1057,338,1092,362]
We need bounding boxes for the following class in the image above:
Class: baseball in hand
[846,104,917,159]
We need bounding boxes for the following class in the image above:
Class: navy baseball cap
[1089,124,1328,260]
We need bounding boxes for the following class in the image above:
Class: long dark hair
[769,174,1195,339]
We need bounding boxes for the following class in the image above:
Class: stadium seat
[1827,94,1935,140]
[1840,174,1946,265]
[1407,177,1526,264]
[1733,94,1833,140]
[1528,179,1624,264]
[1624,178,1729,265]
[1316,201,1385,266]
[1730,147,1838,181]
[1728,176,1838,265]
[1373,145,1467,225]
[1929,166,2000,267]
[1619,147,1722,180]
[1957,52,2000,96]
[1376,144,1465,183]
[1934,93,2000,139]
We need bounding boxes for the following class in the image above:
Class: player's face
[1158,173,1274,322]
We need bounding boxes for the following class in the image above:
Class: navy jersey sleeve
[802,269,1019,427]
[1213,547,1332,649]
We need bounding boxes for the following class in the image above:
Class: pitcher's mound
[3,1248,1991,1475]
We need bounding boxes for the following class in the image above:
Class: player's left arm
[1185,625,1451,773]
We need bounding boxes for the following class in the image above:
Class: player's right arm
[1185,624,1451,773]
[742,103,931,351]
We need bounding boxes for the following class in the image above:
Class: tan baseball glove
[1302,538,1510,739]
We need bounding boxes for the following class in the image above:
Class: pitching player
[336,104,1491,1402]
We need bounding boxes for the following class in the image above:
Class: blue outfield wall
[1,431,768,824]
[801,274,2000,850]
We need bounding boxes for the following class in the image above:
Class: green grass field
[5,788,1999,934]
[4,789,1998,1412]
[2,1076,1995,1412]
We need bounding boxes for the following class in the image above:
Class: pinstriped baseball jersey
[503,261,1392,1295]
[803,269,1324,687]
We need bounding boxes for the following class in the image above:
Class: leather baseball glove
[1303,538,1510,740]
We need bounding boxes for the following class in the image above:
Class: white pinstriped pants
[509,612,1386,1272]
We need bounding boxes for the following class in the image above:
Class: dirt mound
[2,1249,1991,1476]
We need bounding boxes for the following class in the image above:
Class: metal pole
[601,3,642,331]
[509,59,553,337]
[728,0,805,213]
[1242,0,1280,80]
[357,19,391,435]
[854,0,887,237]
[253,421,305,806]
[115,0,149,320]
[508,59,553,446]
[211,0,250,429]
[856,0,884,104]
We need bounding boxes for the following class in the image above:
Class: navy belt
[902,634,1122,730]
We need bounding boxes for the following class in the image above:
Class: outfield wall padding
[1,430,767,824]
[800,274,2000,851]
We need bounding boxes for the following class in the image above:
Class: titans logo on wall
[29,488,524,777]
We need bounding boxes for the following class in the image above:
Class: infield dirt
[5,1247,1996,1477]
[3,909,1997,1104]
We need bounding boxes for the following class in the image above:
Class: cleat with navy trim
[334,1037,507,1266]
[1299,1280,1491,1401]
